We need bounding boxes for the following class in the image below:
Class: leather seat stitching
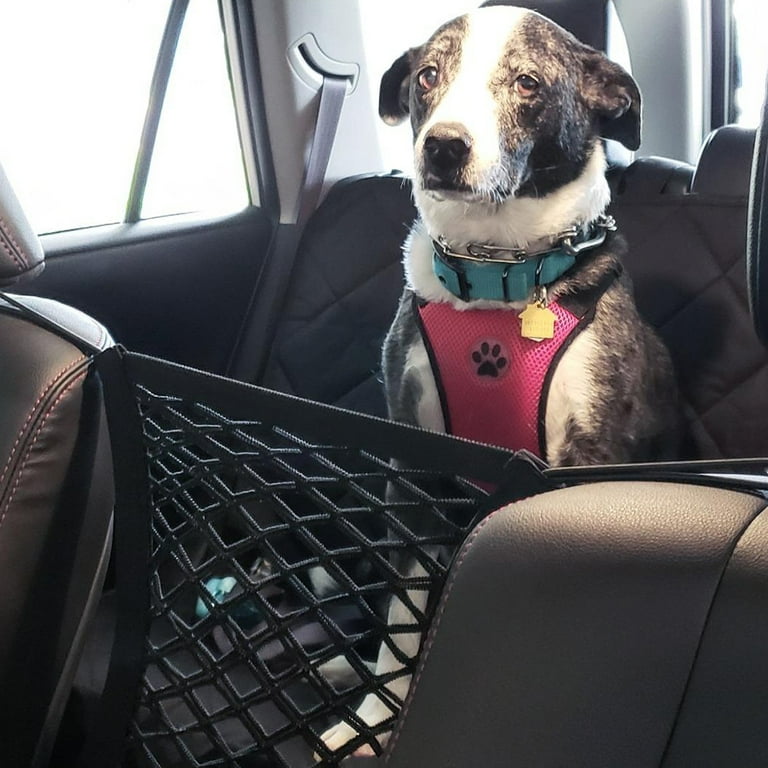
[0,215,29,269]
[0,356,86,494]
[383,505,506,761]
[0,228,25,273]
[0,369,87,530]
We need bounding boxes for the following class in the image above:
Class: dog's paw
[317,721,378,759]
[316,693,394,761]
[472,341,508,378]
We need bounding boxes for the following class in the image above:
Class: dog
[320,5,678,756]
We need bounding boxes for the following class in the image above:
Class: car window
[141,0,248,220]
[731,0,768,125]
[0,0,247,235]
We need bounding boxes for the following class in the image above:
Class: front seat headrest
[0,162,44,287]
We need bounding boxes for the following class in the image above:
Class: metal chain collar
[436,214,617,264]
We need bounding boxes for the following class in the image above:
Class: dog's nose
[423,124,472,178]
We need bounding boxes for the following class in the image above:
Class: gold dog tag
[520,288,556,341]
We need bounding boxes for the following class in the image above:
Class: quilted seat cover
[614,189,759,458]
[261,144,765,460]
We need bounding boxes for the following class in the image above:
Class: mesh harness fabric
[417,299,582,458]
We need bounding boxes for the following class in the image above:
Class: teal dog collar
[432,215,616,303]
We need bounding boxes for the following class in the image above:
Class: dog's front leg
[318,293,445,758]
[318,552,431,757]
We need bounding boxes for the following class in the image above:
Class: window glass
[0,0,248,234]
[731,0,768,126]
[0,1,168,233]
[141,0,249,219]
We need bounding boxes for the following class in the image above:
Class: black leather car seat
[0,163,115,768]
[381,481,768,767]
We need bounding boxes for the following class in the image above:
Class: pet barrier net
[107,351,524,768]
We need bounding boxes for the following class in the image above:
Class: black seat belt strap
[80,346,152,768]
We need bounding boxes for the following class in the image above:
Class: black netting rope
[116,354,525,768]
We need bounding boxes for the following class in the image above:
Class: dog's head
[379,6,640,206]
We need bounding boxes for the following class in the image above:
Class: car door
[1,0,277,377]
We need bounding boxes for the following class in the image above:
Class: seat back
[613,126,761,458]
[260,173,417,416]
[0,163,114,768]
[383,481,768,767]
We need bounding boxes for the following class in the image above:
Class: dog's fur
[320,6,678,755]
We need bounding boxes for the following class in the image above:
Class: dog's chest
[416,300,582,456]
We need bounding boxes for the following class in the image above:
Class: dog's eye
[514,74,540,97]
[418,66,439,91]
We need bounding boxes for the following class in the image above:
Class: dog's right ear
[379,50,414,125]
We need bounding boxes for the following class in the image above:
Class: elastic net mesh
[122,357,498,767]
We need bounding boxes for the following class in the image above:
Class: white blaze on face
[415,7,530,184]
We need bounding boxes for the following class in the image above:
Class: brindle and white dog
[321,5,678,755]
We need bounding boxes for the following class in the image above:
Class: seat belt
[227,73,348,382]
[296,74,348,227]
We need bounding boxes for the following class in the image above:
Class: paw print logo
[472,341,508,378]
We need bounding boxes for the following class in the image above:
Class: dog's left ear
[379,49,415,126]
[580,50,642,151]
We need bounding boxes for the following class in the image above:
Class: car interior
[2,0,768,766]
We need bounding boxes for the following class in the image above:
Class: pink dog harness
[419,218,622,458]
[417,299,584,458]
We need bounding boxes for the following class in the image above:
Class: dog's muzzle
[422,123,472,188]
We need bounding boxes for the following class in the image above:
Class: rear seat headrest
[481,0,607,51]
[0,162,44,287]
[691,126,755,198]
